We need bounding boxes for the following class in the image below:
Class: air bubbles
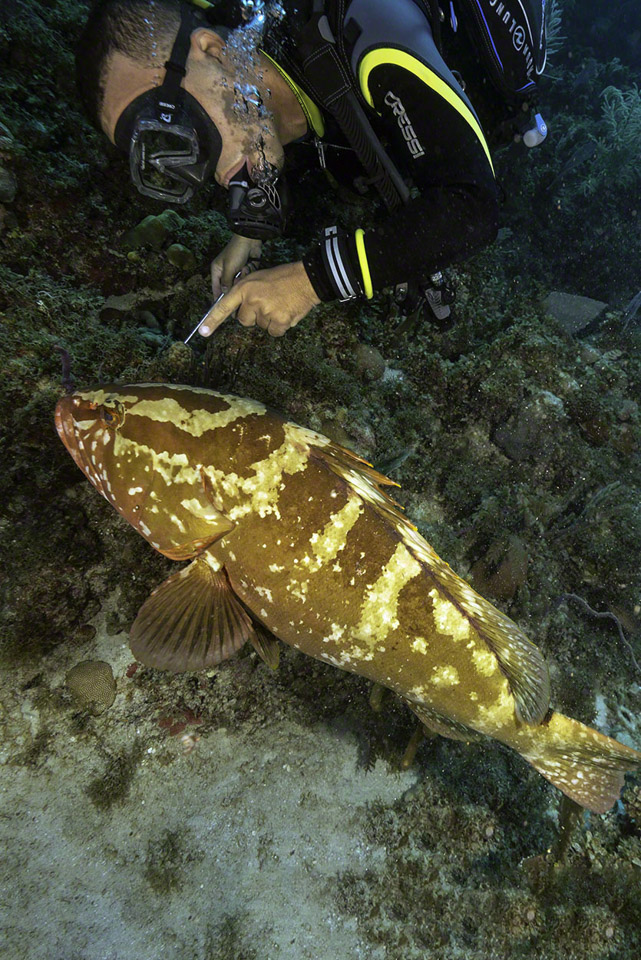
[240,0,266,24]
[224,2,277,133]
[206,2,287,159]
[145,0,161,87]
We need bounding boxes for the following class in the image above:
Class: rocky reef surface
[1,2,641,958]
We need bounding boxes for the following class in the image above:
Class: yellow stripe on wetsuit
[359,48,494,172]
[352,48,494,298]
[354,228,373,299]
[261,51,325,137]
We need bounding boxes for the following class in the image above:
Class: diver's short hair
[75,0,205,131]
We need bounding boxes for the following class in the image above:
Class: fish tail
[521,711,640,813]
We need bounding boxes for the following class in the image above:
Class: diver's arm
[303,63,498,301]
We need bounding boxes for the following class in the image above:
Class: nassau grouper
[55,383,640,812]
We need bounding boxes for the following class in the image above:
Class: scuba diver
[75,0,549,338]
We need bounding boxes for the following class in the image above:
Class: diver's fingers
[210,259,224,299]
[197,287,244,337]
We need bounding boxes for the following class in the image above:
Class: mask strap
[156,10,195,115]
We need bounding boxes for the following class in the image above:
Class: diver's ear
[190,28,226,63]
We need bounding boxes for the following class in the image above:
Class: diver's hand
[198,262,320,338]
[211,234,263,297]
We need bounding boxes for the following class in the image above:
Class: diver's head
[75,0,285,204]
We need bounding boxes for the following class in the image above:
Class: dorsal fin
[309,441,411,528]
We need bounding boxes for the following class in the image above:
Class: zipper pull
[314,137,327,170]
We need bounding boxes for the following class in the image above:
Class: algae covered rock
[166,243,197,271]
[156,209,185,232]
[99,288,172,321]
[161,341,196,378]
[123,208,187,251]
[123,214,168,251]
[354,343,386,381]
[493,391,567,461]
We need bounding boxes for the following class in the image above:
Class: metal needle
[183,290,226,345]
[183,269,245,345]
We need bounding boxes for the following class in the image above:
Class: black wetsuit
[320,54,499,294]
[264,0,500,303]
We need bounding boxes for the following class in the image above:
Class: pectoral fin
[130,557,256,672]
[138,467,234,562]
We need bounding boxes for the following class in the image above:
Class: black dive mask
[113,9,222,203]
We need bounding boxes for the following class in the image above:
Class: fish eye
[99,401,124,427]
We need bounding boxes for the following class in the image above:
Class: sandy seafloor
[1,608,417,960]
[2,591,641,960]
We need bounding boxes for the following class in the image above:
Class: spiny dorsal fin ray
[327,442,401,488]
[131,558,256,672]
[309,441,408,521]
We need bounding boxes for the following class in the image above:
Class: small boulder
[493,391,566,461]
[354,344,386,381]
[156,208,186,232]
[543,291,607,336]
[99,288,171,321]
[123,214,168,251]
[166,243,197,271]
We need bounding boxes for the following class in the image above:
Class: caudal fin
[522,712,640,813]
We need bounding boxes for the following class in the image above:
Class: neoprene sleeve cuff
[302,226,365,302]
[302,247,336,302]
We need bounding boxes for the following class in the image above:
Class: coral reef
[65,659,117,715]
[0,1,640,958]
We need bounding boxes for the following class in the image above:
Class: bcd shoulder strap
[275,1,410,210]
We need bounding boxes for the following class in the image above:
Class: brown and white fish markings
[55,383,640,813]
